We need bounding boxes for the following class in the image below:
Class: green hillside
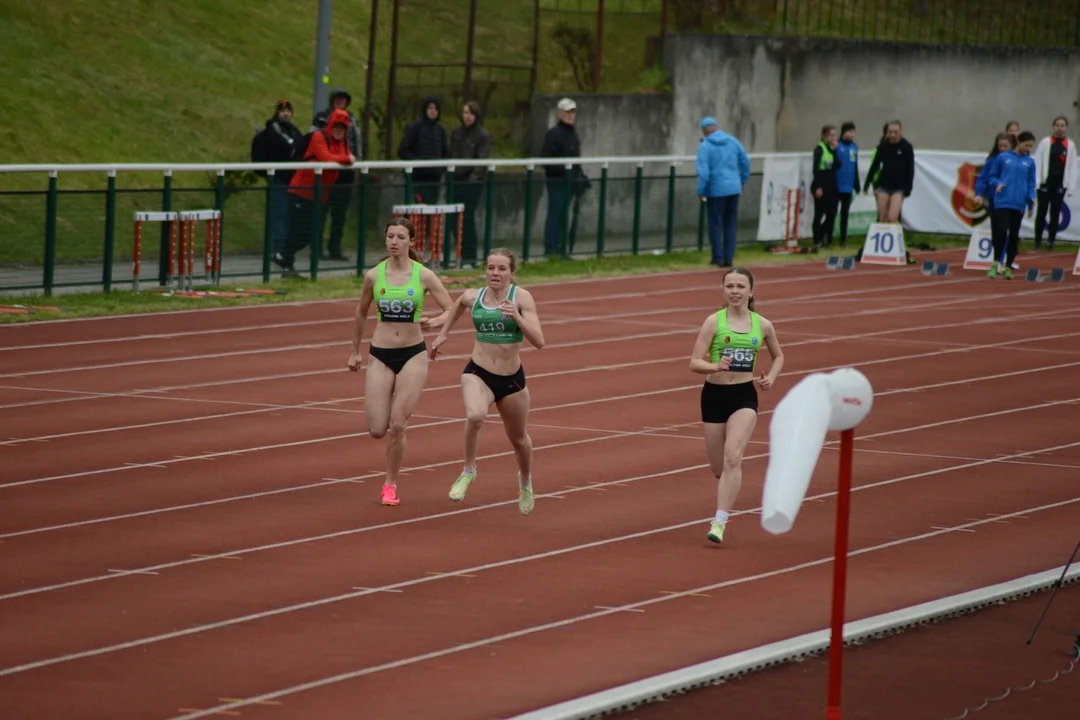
[0,0,533,178]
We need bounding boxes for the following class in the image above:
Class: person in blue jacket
[983,131,1037,280]
[972,132,1015,267]
[697,117,751,267]
[835,122,861,247]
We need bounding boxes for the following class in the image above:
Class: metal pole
[530,0,540,98]
[825,429,856,720]
[596,164,608,256]
[464,0,479,100]
[385,0,401,160]
[103,171,117,292]
[262,172,275,283]
[522,166,534,262]
[631,163,643,255]
[593,0,605,92]
[483,167,495,260]
[665,162,676,253]
[362,0,379,160]
[313,0,333,120]
[44,171,58,297]
[357,168,370,275]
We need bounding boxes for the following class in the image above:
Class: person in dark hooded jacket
[449,100,492,266]
[272,108,355,274]
[398,95,450,204]
[312,87,361,262]
[252,100,304,254]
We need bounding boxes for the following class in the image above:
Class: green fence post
[310,170,324,280]
[158,170,173,286]
[214,169,225,278]
[103,170,117,292]
[444,169,456,269]
[631,162,643,255]
[1075,0,1080,46]
[596,163,608,257]
[665,162,676,253]
[43,171,58,296]
[522,165,534,262]
[262,171,275,283]
[560,164,572,258]
[483,165,495,261]
[356,168,370,276]
[781,0,789,32]
[697,197,706,252]
[404,169,413,204]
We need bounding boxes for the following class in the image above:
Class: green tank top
[708,308,762,372]
[472,285,524,344]
[373,260,424,323]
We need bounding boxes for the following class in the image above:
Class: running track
[1,248,1079,719]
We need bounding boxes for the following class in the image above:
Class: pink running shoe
[380,484,399,506]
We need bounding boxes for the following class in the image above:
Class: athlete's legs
[886,193,904,224]
[384,353,429,488]
[364,359,396,439]
[496,387,533,483]
[875,190,890,222]
[705,409,758,514]
[461,373,495,471]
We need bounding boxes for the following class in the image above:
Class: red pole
[825,428,855,720]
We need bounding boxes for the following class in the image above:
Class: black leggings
[813,191,838,247]
[836,193,853,246]
[991,207,1023,267]
[1035,186,1065,248]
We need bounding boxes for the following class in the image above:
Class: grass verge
[0,232,974,323]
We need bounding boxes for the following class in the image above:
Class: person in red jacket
[273,108,355,273]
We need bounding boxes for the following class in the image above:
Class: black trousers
[992,207,1023,267]
[323,170,354,258]
[1034,185,1065,248]
[282,196,325,266]
[813,190,838,247]
[836,192,853,246]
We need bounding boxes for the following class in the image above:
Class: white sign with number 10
[861,223,906,265]
[962,225,995,270]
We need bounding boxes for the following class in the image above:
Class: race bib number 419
[722,347,756,372]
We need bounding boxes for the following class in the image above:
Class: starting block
[1026,267,1066,283]
[921,260,950,276]
[826,255,855,271]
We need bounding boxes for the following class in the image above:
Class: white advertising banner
[757,150,1080,243]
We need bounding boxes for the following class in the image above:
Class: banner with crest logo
[758,150,1080,243]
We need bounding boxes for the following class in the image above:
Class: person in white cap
[540,98,589,257]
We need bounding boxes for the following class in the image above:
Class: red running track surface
[1,247,1079,720]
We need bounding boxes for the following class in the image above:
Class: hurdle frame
[133,209,221,292]
[392,203,466,268]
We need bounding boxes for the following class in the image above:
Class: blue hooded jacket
[835,140,858,194]
[696,129,751,198]
[985,150,1036,212]
[973,152,1001,203]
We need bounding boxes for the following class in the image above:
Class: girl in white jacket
[1033,116,1076,250]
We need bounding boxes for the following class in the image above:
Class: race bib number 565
[722,347,756,372]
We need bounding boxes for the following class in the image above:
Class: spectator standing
[251,99,305,254]
[273,109,355,274]
[1033,116,1076,250]
[834,121,861,247]
[864,120,915,223]
[696,117,751,267]
[811,124,841,249]
[312,87,361,262]
[449,101,492,267]
[985,131,1038,280]
[398,96,450,204]
[540,98,589,258]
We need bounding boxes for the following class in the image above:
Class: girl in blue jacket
[984,131,1037,280]
[973,132,1016,266]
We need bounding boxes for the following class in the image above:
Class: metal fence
[0,155,780,296]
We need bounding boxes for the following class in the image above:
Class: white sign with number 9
[962,225,995,270]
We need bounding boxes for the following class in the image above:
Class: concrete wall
[664,34,1080,156]
[531,35,1080,162]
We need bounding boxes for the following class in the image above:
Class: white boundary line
[505,564,1080,720]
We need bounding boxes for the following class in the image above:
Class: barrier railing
[0,154,802,295]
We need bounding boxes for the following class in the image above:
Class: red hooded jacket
[288,108,353,203]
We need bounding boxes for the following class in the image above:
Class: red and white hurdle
[133,209,221,292]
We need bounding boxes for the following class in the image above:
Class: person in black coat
[810,124,841,249]
[540,97,589,257]
[864,120,915,224]
[398,95,450,205]
[252,100,305,254]
[449,101,492,266]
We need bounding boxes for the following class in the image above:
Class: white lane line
[167,498,1077,719]
[5,345,1080,541]
[2,492,1071,689]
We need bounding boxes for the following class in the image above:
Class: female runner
[429,248,545,515]
[689,267,784,545]
[348,217,454,506]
